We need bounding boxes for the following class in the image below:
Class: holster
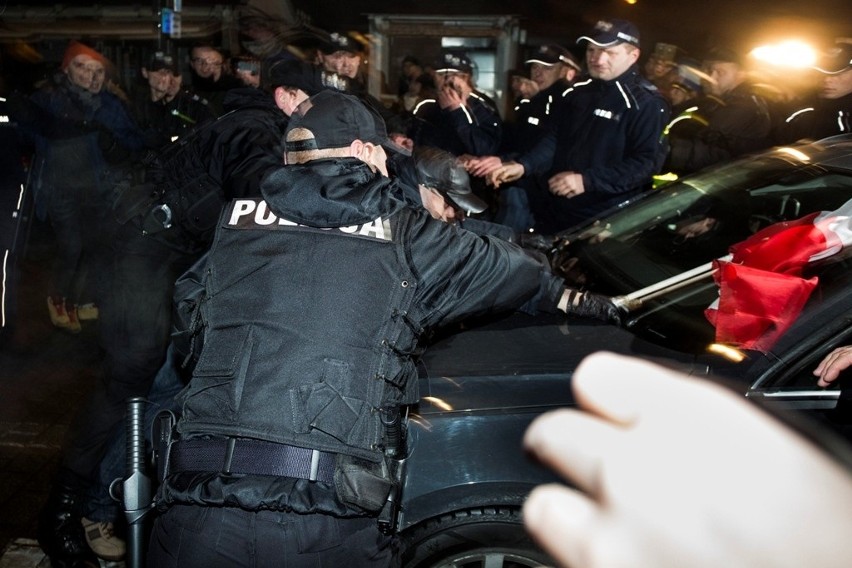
[152,410,177,484]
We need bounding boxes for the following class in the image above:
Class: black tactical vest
[176,197,421,463]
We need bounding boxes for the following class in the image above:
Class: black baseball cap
[525,44,581,71]
[413,147,487,215]
[147,51,177,74]
[577,19,641,48]
[320,31,363,55]
[285,90,399,154]
[262,58,323,95]
[434,51,473,74]
[814,42,852,74]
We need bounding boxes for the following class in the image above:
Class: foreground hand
[814,345,852,388]
[548,171,585,198]
[523,352,852,568]
[487,161,525,189]
[465,155,503,178]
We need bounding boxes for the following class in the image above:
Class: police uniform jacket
[161,158,565,516]
[776,91,851,144]
[503,79,570,159]
[517,65,670,231]
[410,93,502,156]
[668,81,772,174]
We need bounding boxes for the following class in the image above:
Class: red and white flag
[705,198,852,351]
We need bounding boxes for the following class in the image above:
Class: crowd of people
[1,13,851,568]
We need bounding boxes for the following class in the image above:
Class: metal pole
[612,254,732,312]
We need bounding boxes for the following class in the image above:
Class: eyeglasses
[191,58,223,68]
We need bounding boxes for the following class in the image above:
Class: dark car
[398,135,852,567]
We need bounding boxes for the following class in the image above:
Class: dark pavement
[0,218,104,556]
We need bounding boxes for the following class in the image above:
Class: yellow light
[707,343,746,362]
[750,40,817,68]
[422,396,454,411]
[625,0,638,4]
[776,146,811,162]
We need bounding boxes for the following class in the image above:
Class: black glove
[563,289,623,325]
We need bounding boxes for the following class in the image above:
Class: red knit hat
[61,41,108,70]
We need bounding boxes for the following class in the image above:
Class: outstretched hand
[486,161,525,189]
[523,352,852,568]
[814,345,852,387]
[559,290,622,325]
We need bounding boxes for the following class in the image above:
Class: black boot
[37,480,100,568]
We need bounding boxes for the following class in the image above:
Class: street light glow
[750,40,817,68]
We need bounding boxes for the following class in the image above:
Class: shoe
[66,305,82,334]
[48,296,70,327]
[81,517,126,561]
[76,303,99,321]
[37,482,100,568]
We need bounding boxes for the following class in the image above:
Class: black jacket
[518,66,670,231]
[162,159,565,515]
[145,88,289,253]
[668,82,772,174]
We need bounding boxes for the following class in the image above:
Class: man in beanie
[35,56,324,567]
[28,41,145,335]
[147,89,620,566]
[489,19,670,233]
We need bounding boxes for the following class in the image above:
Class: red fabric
[705,261,818,351]
[706,211,836,351]
[728,212,822,275]
[61,40,108,70]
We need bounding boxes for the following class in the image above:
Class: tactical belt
[169,438,336,483]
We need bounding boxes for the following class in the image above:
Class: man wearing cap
[667,47,772,174]
[489,19,670,233]
[778,41,852,143]
[36,57,325,567]
[466,44,582,231]
[148,89,620,566]
[130,51,214,151]
[411,50,502,158]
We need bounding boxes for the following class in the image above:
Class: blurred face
[166,73,183,98]
[65,55,105,93]
[586,43,639,81]
[645,55,675,80]
[142,67,172,99]
[820,68,852,99]
[530,62,565,90]
[418,185,457,223]
[433,71,467,91]
[190,47,224,81]
[321,50,361,79]
[706,61,742,96]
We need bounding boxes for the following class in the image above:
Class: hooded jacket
[162,158,565,514]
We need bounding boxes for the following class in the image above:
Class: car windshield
[552,146,852,353]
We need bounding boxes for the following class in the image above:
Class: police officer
[36,58,325,568]
[410,50,503,157]
[778,41,852,143]
[148,90,620,566]
[489,19,670,233]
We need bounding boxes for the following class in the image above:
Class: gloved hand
[562,289,623,325]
